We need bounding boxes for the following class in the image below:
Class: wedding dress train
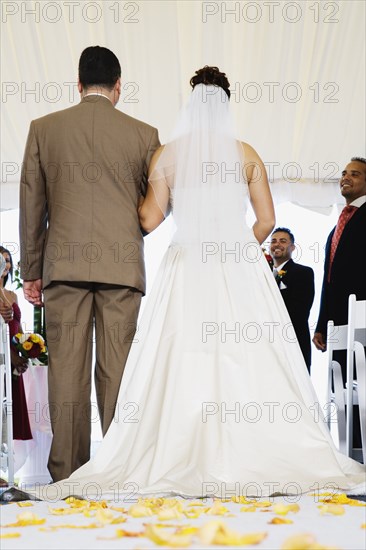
[40,199,364,501]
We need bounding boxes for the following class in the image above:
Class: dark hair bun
[190,66,230,98]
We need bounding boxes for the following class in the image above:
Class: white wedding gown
[37,85,364,501]
[40,184,365,501]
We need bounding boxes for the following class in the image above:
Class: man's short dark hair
[351,156,366,165]
[271,227,295,244]
[79,46,121,90]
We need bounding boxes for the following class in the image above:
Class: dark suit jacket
[19,95,160,294]
[278,259,315,368]
[316,201,366,335]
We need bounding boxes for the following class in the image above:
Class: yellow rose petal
[269,517,293,524]
[4,512,46,527]
[115,528,144,537]
[256,500,272,508]
[155,500,183,519]
[85,500,108,510]
[199,520,222,545]
[110,516,127,525]
[0,533,21,538]
[231,496,255,504]
[94,509,117,524]
[199,520,266,546]
[240,505,257,512]
[183,509,204,519]
[157,507,183,520]
[64,496,88,507]
[144,524,192,547]
[281,533,340,550]
[176,526,198,536]
[318,504,345,516]
[215,529,266,546]
[129,504,154,517]
[109,505,128,513]
[206,500,230,515]
[273,503,300,515]
[319,493,365,506]
[17,502,33,507]
[282,534,319,550]
[49,507,83,515]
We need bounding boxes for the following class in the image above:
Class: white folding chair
[326,294,366,463]
[326,320,348,454]
[346,294,366,462]
[0,315,15,486]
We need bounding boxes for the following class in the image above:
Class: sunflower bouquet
[12,332,48,365]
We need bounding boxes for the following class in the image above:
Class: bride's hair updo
[190,66,231,99]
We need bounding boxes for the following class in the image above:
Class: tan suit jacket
[20,95,160,294]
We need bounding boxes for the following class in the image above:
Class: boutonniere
[262,247,274,270]
[276,269,287,281]
[276,270,287,289]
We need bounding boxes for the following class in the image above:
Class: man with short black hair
[270,227,315,371]
[313,157,366,350]
[313,157,366,457]
[19,46,160,481]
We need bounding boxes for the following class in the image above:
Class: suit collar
[332,200,366,233]
[326,200,366,259]
[277,259,293,271]
[80,95,114,107]
[349,195,366,208]
[329,200,366,236]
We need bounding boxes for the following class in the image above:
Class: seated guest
[270,228,315,372]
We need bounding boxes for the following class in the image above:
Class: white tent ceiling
[1,0,365,212]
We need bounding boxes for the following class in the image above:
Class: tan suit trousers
[44,282,142,482]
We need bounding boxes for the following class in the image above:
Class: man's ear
[115,78,121,96]
[78,80,83,94]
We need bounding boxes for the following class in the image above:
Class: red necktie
[328,205,357,280]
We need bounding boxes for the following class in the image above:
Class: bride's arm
[138,146,170,234]
[242,142,275,244]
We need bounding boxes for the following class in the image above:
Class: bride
[38,66,364,501]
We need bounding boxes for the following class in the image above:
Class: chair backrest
[348,294,366,347]
[327,321,348,353]
[327,294,366,357]
[326,294,365,415]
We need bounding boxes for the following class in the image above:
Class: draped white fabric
[1,0,365,211]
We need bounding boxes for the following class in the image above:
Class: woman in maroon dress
[0,246,32,444]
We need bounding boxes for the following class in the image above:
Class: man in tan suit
[19,46,160,482]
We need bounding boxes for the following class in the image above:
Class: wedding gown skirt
[41,224,365,501]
